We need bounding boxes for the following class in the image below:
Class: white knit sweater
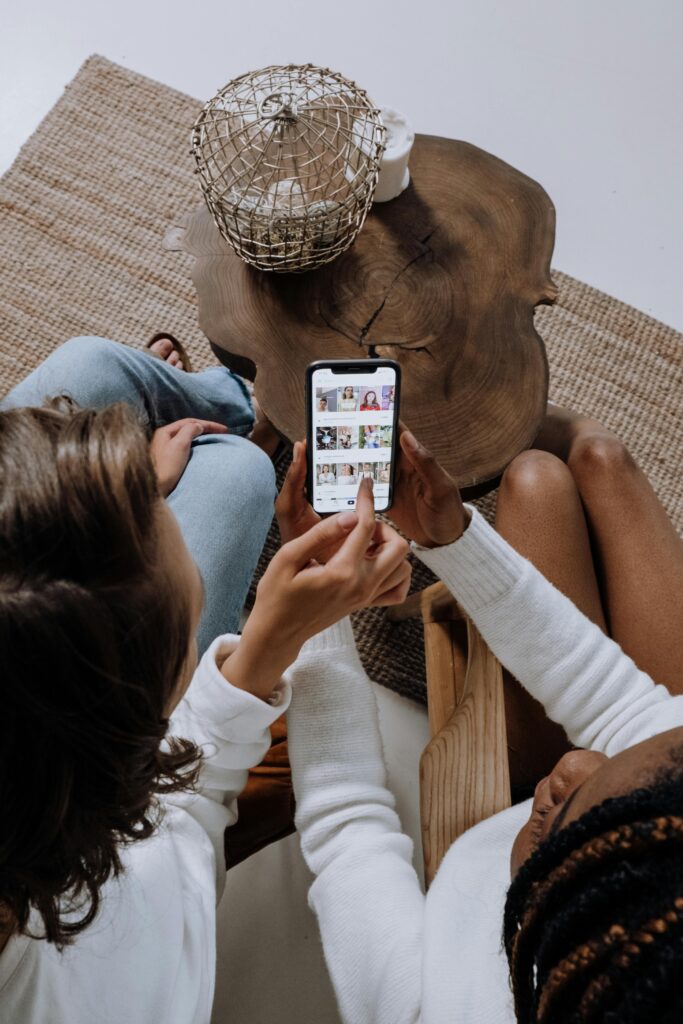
[0,637,291,1024]
[286,507,683,1024]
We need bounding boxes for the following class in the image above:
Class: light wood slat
[421,615,511,888]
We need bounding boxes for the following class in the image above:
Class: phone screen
[310,362,399,513]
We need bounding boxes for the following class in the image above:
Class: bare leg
[534,408,683,692]
[495,450,608,791]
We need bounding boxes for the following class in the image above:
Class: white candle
[373,108,414,202]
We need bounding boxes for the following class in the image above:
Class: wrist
[222,619,301,700]
[157,476,174,499]
[422,507,472,548]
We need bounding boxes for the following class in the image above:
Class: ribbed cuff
[413,507,529,613]
[300,617,356,657]
[191,634,291,725]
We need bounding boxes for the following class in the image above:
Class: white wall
[2,1,682,331]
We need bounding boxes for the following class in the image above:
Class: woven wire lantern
[191,64,386,272]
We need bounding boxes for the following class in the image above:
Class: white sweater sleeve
[166,633,291,898]
[416,508,683,756]
[286,619,423,1024]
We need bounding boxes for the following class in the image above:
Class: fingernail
[338,511,358,530]
[292,442,300,464]
[403,430,419,451]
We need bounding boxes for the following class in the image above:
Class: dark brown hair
[504,773,683,1023]
[0,400,200,948]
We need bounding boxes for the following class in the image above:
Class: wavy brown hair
[0,399,200,948]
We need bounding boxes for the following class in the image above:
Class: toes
[150,337,173,359]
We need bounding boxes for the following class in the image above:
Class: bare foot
[149,335,186,370]
[148,338,282,459]
[249,397,283,460]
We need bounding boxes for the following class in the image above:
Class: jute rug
[1,55,681,703]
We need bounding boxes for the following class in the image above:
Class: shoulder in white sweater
[286,507,683,1024]
[0,635,291,1024]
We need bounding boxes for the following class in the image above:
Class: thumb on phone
[399,429,451,492]
[280,510,358,569]
[277,440,307,507]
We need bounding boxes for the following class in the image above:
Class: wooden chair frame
[390,582,511,887]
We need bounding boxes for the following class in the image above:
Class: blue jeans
[2,336,276,654]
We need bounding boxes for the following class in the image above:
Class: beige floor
[213,681,431,1023]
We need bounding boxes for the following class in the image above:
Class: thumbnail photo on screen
[316,425,338,451]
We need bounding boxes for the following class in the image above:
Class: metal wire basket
[191,64,386,272]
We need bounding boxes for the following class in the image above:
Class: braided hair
[504,772,683,1023]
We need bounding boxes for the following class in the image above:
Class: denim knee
[57,335,115,361]
[190,434,276,516]
[45,336,121,378]
[4,336,141,412]
[52,336,133,405]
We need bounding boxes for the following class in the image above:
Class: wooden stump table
[164,135,557,489]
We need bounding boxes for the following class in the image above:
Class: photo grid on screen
[312,367,396,512]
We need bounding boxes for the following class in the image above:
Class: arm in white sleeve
[416,508,683,756]
[166,633,291,896]
[286,619,423,1024]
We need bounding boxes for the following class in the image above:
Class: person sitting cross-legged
[2,331,303,865]
[276,414,683,1024]
[0,354,411,1024]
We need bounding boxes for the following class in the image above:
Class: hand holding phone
[225,476,411,696]
[273,469,411,612]
[388,427,469,548]
[277,439,366,563]
[277,441,325,545]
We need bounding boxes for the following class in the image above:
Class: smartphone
[306,358,401,514]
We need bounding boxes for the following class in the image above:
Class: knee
[49,337,131,405]
[2,336,131,412]
[500,450,574,505]
[192,434,276,513]
[567,432,635,482]
[214,437,276,532]
[55,336,119,373]
[233,438,277,508]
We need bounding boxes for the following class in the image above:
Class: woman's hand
[275,440,320,544]
[150,419,228,497]
[389,427,469,548]
[276,440,350,563]
[224,477,412,698]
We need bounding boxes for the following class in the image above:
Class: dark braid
[504,775,683,1023]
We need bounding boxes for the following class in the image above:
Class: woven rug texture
[1,55,681,704]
